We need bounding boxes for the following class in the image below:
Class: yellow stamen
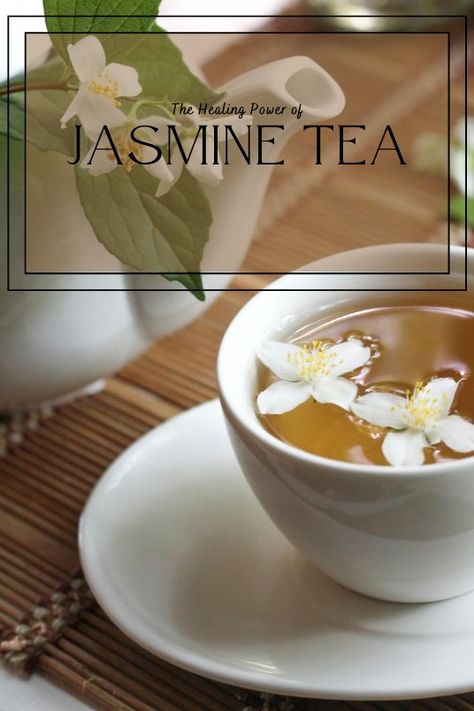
[88,73,121,105]
[105,126,144,174]
[290,340,339,383]
[393,380,445,430]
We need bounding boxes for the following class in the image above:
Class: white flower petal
[144,155,175,182]
[67,36,105,83]
[256,341,302,381]
[434,415,474,453]
[132,125,171,176]
[257,380,311,415]
[104,62,142,97]
[351,391,407,429]
[139,115,172,145]
[382,430,427,467]
[77,95,128,140]
[420,377,459,417]
[155,150,183,197]
[81,143,117,176]
[325,339,371,377]
[60,89,83,129]
[187,138,223,186]
[424,427,441,445]
[312,376,358,410]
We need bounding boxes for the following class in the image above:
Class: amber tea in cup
[258,294,474,466]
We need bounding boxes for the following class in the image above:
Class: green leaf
[0,94,24,141]
[36,1,220,295]
[0,59,77,156]
[26,60,75,154]
[104,34,221,106]
[450,194,474,228]
[75,164,210,299]
[26,55,65,84]
[42,0,220,105]
[27,91,77,156]
[43,1,163,63]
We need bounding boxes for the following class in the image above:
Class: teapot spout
[220,55,345,146]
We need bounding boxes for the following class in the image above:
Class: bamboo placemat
[1,8,473,711]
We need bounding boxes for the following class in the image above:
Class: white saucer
[79,400,474,701]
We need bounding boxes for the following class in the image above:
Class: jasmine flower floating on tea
[60,36,142,138]
[256,338,371,415]
[351,378,474,467]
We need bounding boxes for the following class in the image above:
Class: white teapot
[0,56,344,411]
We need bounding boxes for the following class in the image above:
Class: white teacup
[217,243,474,603]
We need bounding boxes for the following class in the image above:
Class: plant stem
[0,81,69,96]
[129,98,176,121]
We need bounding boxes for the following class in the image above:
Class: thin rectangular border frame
[6,14,468,292]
